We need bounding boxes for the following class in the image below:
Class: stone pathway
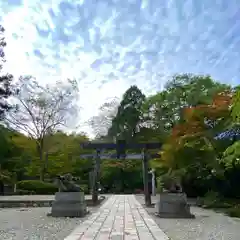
[65,195,169,240]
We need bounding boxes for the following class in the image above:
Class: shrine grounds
[0,194,240,240]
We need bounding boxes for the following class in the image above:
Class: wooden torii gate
[80,140,161,207]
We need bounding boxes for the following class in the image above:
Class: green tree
[152,91,232,195]
[0,25,13,120]
[6,77,79,180]
[108,85,145,141]
[0,126,35,181]
[100,159,142,193]
[142,74,231,132]
[231,86,240,124]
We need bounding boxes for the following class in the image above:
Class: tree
[43,131,89,178]
[5,76,79,180]
[108,85,145,141]
[0,25,13,120]
[100,159,142,193]
[88,98,119,138]
[152,90,232,195]
[142,74,231,132]
[231,86,240,124]
[0,126,35,182]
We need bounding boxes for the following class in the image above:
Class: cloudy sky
[1,0,240,137]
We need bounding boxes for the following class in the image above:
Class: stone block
[155,192,195,218]
[51,192,87,217]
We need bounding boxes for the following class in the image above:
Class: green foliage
[227,205,240,218]
[79,184,89,194]
[231,86,240,124]
[200,191,232,209]
[1,72,240,201]
[222,141,240,168]
[0,170,12,183]
[0,25,13,120]
[15,189,36,195]
[17,180,58,194]
[201,191,221,208]
[100,159,143,193]
[108,85,145,141]
[6,76,80,181]
[142,74,230,132]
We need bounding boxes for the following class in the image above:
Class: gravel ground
[0,200,107,240]
[135,195,240,240]
[0,195,93,201]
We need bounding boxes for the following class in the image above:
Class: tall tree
[5,76,79,180]
[231,86,240,125]
[0,25,13,120]
[142,74,231,132]
[153,91,232,186]
[108,85,145,141]
[88,98,119,138]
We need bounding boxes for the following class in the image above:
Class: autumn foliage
[157,90,233,172]
[171,91,232,142]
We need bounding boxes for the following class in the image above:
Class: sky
[1,0,240,137]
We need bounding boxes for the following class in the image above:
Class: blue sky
[1,0,240,136]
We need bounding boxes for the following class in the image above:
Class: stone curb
[0,196,106,208]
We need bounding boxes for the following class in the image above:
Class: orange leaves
[170,91,232,146]
[171,120,204,139]
[184,92,231,122]
[212,91,232,108]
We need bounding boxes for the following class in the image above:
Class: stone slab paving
[65,195,169,240]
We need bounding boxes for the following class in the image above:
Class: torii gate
[80,140,161,207]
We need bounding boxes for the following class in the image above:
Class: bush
[200,191,232,209]
[201,191,220,208]
[15,189,36,195]
[17,180,58,195]
[227,205,240,218]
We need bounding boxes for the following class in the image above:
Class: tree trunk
[37,141,45,181]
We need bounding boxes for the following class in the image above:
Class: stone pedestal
[51,192,87,217]
[155,192,195,218]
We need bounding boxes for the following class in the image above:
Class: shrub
[17,180,58,194]
[200,191,221,208]
[227,205,240,218]
[200,191,232,209]
[16,189,36,195]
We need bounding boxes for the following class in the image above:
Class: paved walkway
[65,195,169,240]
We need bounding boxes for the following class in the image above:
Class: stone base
[50,192,87,218]
[155,192,195,219]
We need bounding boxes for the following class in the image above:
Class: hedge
[17,180,58,195]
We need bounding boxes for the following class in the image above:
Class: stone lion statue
[55,173,83,192]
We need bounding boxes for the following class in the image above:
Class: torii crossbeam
[80,140,162,206]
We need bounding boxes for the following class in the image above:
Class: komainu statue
[55,173,82,192]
